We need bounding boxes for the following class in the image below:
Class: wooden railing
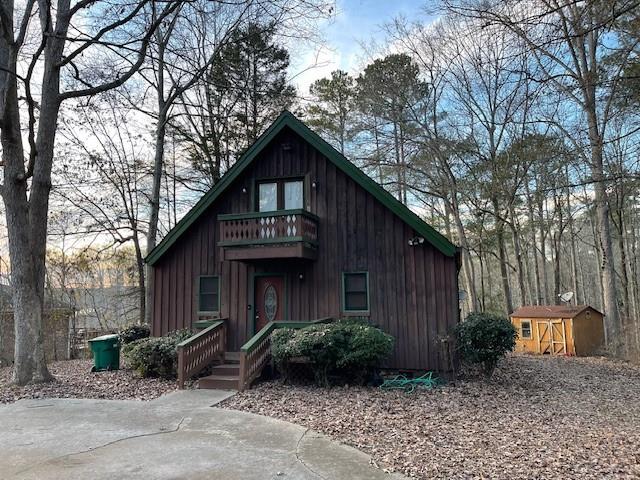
[177,319,227,389]
[218,209,319,247]
[238,317,333,391]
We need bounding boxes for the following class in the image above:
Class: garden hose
[379,372,440,393]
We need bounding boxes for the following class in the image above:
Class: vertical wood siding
[151,127,459,370]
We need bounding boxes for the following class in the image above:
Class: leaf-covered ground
[0,359,179,404]
[222,354,640,479]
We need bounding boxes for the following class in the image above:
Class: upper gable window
[257,179,304,212]
[284,180,303,209]
[258,182,278,212]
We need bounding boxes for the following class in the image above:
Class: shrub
[455,312,517,377]
[122,328,193,378]
[118,324,150,345]
[271,320,394,386]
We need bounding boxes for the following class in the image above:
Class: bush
[118,324,151,345]
[271,320,394,386]
[455,312,517,377]
[122,328,192,378]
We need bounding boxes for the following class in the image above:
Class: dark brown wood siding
[151,127,459,371]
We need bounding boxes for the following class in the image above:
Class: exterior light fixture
[408,236,425,246]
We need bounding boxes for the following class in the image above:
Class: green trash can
[88,334,120,372]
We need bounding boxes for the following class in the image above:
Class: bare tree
[57,95,151,324]
[0,0,183,385]
[442,0,639,351]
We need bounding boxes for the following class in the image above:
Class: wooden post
[238,352,246,392]
[221,324,227,362]
[177,345,185,390]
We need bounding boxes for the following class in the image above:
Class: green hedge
[455,312,517,377]
[271,320,394,386]
[118,324,151,345]
[122,329,192,378]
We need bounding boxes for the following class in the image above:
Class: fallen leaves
[222,354,640,479]
[0,359,180,404]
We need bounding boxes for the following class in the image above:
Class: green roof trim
[145,111,456,265]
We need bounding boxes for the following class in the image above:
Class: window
[198,276,219,313]
[258,182,278,212]
[342,272,369,313]
[284,180,303,209]
[521,320,532,339]
[256,178,304,211]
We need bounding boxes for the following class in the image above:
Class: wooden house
[145,111,460,389]
[510,305,605,356]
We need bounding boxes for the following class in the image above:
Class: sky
[290,0,429,96]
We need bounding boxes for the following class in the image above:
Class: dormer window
[257,179,304,212]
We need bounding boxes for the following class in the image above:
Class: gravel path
[222,354,640,479]
[0,360,179,404]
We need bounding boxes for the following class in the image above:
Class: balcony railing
[218,209,318,260]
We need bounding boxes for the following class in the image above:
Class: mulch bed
[0,359,179,404]
[222,354,640,479]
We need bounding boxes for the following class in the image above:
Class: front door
[254,275,285,333]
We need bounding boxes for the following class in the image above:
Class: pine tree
[306,70,356,154]
[188,22,296,182]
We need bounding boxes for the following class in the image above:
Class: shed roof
[145,111,457,265]
[510,305,603,319]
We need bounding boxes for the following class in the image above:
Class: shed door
[537,320,566,355]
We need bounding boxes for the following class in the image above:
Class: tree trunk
[509,203,526,307]
[565,176,581,305]
[586,108,622,352]
[451,198,479,312]
[552,192,564,304]
[2,31,66,384]
[492,197,513,314]
[588,203,606,311]
[145,26,167,326]
[525,181,542,305]
[538,196,550,304]
[133,234,146,325]
[144,113,166,326]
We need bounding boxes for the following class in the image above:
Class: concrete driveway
[0,390,404,480]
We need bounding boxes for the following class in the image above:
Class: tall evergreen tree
[306,70,356,154]
[355,54,428,204]
[184,22,296,183]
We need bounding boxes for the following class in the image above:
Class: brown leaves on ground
[0,359,178,404]
[222,354,640,479]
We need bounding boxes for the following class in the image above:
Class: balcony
[218,209,319,261]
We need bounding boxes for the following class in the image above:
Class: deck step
[211,364,240,376]
[224,351,241,363]
[199,374,239,390]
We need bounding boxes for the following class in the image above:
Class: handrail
[240,317,333,351]
[238,317,333,391]
[218,208,319,222]
[177,319,227,389]
[218,209,319,249]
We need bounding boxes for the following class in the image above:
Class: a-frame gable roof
[146,111,457,265]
